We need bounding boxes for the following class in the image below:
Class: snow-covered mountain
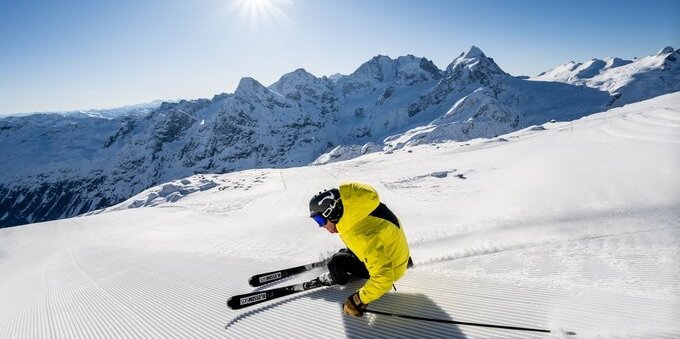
[1,93,678,338]
[3,100,168,119]
[532,46,680,106]
[1,46,678,228]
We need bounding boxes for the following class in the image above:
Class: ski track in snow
[0,93,679,338]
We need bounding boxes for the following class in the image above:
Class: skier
[309,182,412,317]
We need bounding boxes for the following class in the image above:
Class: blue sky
[0,0,678,115]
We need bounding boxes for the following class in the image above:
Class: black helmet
[309,188,343,223]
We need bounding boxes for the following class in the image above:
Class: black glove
[343,291,367,317]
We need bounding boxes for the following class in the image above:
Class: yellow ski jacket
[336,182,410,304]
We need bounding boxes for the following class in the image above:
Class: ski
[227,275,333,310]
[248,259,327,287]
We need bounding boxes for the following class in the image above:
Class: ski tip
[226,297,238,310]
[565,331,577,336]
[248,277,259,287]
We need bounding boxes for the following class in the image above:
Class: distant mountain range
[4,100,169,119]
[532,46,680,106]
[1,46,678,228]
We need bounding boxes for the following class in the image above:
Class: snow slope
[0,93,679,338]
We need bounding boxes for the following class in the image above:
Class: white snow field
[1,93,679,338]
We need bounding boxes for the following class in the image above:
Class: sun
[230,0,292,30]
[239,0,274,18]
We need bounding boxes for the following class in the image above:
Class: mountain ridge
[1,46,678,228]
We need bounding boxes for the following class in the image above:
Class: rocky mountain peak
[445,46,507,78]
[277,68,317,83]
[349,55,395,82]
[660,47,678,69]
[234,77,270,98]
[394,55,442,85]
[463,45,485,59]
[269,68,331,98]
[658,46,674,55]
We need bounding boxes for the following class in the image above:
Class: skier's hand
[343,292,366,317]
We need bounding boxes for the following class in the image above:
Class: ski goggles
[311,198,340,227]
[311,214,327,227]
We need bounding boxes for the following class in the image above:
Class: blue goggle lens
[312,214,326,227]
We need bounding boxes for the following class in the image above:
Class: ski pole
[364,309,576,336]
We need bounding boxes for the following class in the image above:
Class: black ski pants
[327,248,369,285]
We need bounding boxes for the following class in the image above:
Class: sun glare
[230,0,293,31]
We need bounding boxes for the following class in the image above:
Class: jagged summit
[234,77,270,97]
[348,55,396,82]
[336,54,443,96]
[269,68,327,97]
[445,45,507,77]
[277,68,318,81]
[463,45,485,59]
[394,55,442,85]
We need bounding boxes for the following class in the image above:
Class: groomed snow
[1,93,679,338]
